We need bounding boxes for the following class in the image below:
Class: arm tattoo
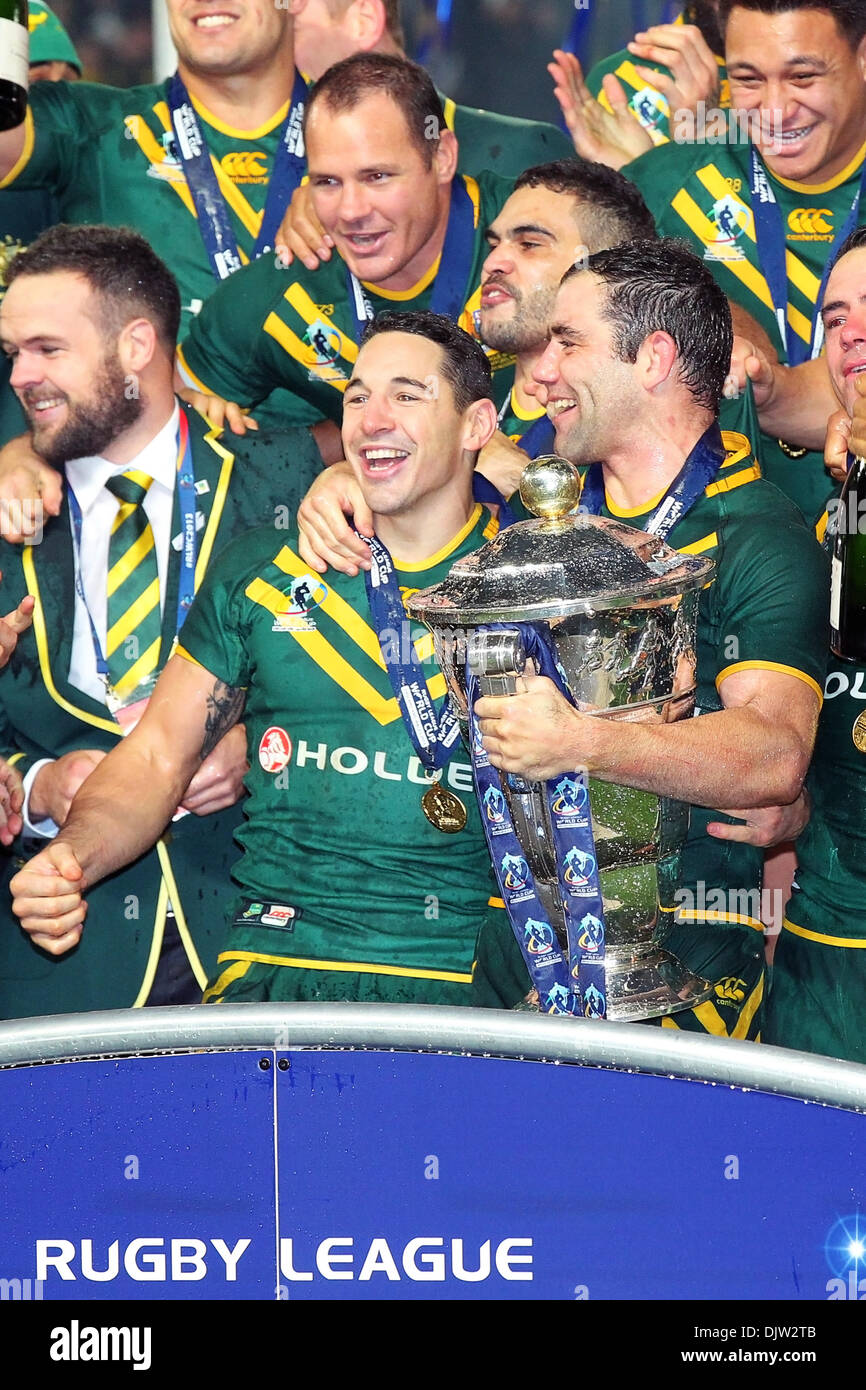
[201,680,246,759]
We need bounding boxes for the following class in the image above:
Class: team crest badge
[704,194,748,263]
[272,574,327,632]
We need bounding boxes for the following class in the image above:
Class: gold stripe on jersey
[443,97,457,132]
[720,430,753,468]
[154,99,264,246]
[263,312,351,392]
[0,108,35,189]
[660,975,763,1037]
[124,111,198,219]
[678,530,718,556]
[670,187,812,346]
[715,659,824,705]
[782,917,866,949]
[695,164,821,308]
[210,948,474,985]
[270,542,448,693]
[284,282,358,363]
[705,462,761,496]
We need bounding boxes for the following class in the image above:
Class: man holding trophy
[467,239,828,1035]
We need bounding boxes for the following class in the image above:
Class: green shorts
[764,920,866,1064]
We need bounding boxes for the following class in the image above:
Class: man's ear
[463,396,499,454]
[635,329,679,392]
[117,317,158,376]
[346,0,388,50]
[432,127,459,185]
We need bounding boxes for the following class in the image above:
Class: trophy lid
[407,456,715,625]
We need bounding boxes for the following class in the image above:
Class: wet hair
[563,238,732,413]
[360,309,493,411]
[515,158,657,250]
[304,52,445,167]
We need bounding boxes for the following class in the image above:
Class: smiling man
[9,311,510,1008]
[621,0,866,525]
[176,53,516,430]
[472,239,828,1038]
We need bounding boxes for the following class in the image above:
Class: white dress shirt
[23,404,182,837]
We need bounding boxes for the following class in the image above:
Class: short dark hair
[565,238,732,414]
[718,0,866,47]
[303,52,445,167]
[5,223,181,354]
[515,159,657,251]
[829,224,866,278]
[360,309,493,412]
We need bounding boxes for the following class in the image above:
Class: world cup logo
[551,775,588,818]
[501,853,530,892]
[563,846,596,888]
[523,918,555,955]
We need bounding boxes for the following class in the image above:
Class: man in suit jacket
[0,223,321,1019]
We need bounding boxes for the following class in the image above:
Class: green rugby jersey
[176,506,503,995]
[623,135,866,521]
[443,95,575,175]
[177,171,517,425]
[586,48,728,148]
[602,430,827,919]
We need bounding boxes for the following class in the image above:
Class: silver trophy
[407,457,716,1021]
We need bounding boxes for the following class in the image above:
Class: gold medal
[421,785,468,833]
[853,712,866,753]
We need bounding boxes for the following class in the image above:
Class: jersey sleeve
[176,534,261,690]
[175,255,295,409]
[0,81,99,196]
[714,493,829,701]
[621,141,698,232]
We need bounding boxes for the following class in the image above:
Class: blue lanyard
[467,625,606,1018]
[750,147,866,364]
[346,176,477,343]
[167,70,307,281]
[67,413,199,689]
[579,422,725,535]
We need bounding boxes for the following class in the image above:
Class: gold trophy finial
[519,454,584,520]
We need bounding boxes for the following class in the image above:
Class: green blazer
[0,403,322,1019]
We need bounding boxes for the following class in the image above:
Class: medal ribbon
[68,412,199,706]
[750,147,866,364]
[579,422,725,533]
[167,70,307,281]
[467,625,606,1017]
[347,176,477,343]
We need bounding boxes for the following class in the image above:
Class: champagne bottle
[830,453,866,663]
[0,1,28,132]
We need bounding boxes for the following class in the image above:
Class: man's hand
[28,750,107,828]
[296,460,374,575]
[848,370,866,458]
[548,49,654,169]
[0,594,34,668]
[177,387,258,436]
[476,675,588,782]
[706,789,811,847]
[627,22,721,117]
[10,840,88,956]
[825,409,852,483]
[0,757,24,847]
[0,434,63,541]
[477,430,530,502]
[179,723,249,816]
[728,334,777,410]
[274,182,334,270]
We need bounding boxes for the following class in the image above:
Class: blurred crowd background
[50,1,679,123]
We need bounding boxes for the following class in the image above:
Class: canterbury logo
[220,151,268,180]
[787,208,833,236]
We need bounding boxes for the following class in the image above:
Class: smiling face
[0,272,142,466]
[725,5,866,183]
[341,331,479,520]
[166,0,293,78]
[305,91,454,291]
[531,274,642,464]
[822,245,866,412]
[479,185,589,355]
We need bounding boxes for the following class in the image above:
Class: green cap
[29,2,82,74]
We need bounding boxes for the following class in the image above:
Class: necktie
[105,470,162,700]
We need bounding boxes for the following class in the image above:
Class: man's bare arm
[0,122,27,183]
[476,668,818,810]
[10,656,245,952]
